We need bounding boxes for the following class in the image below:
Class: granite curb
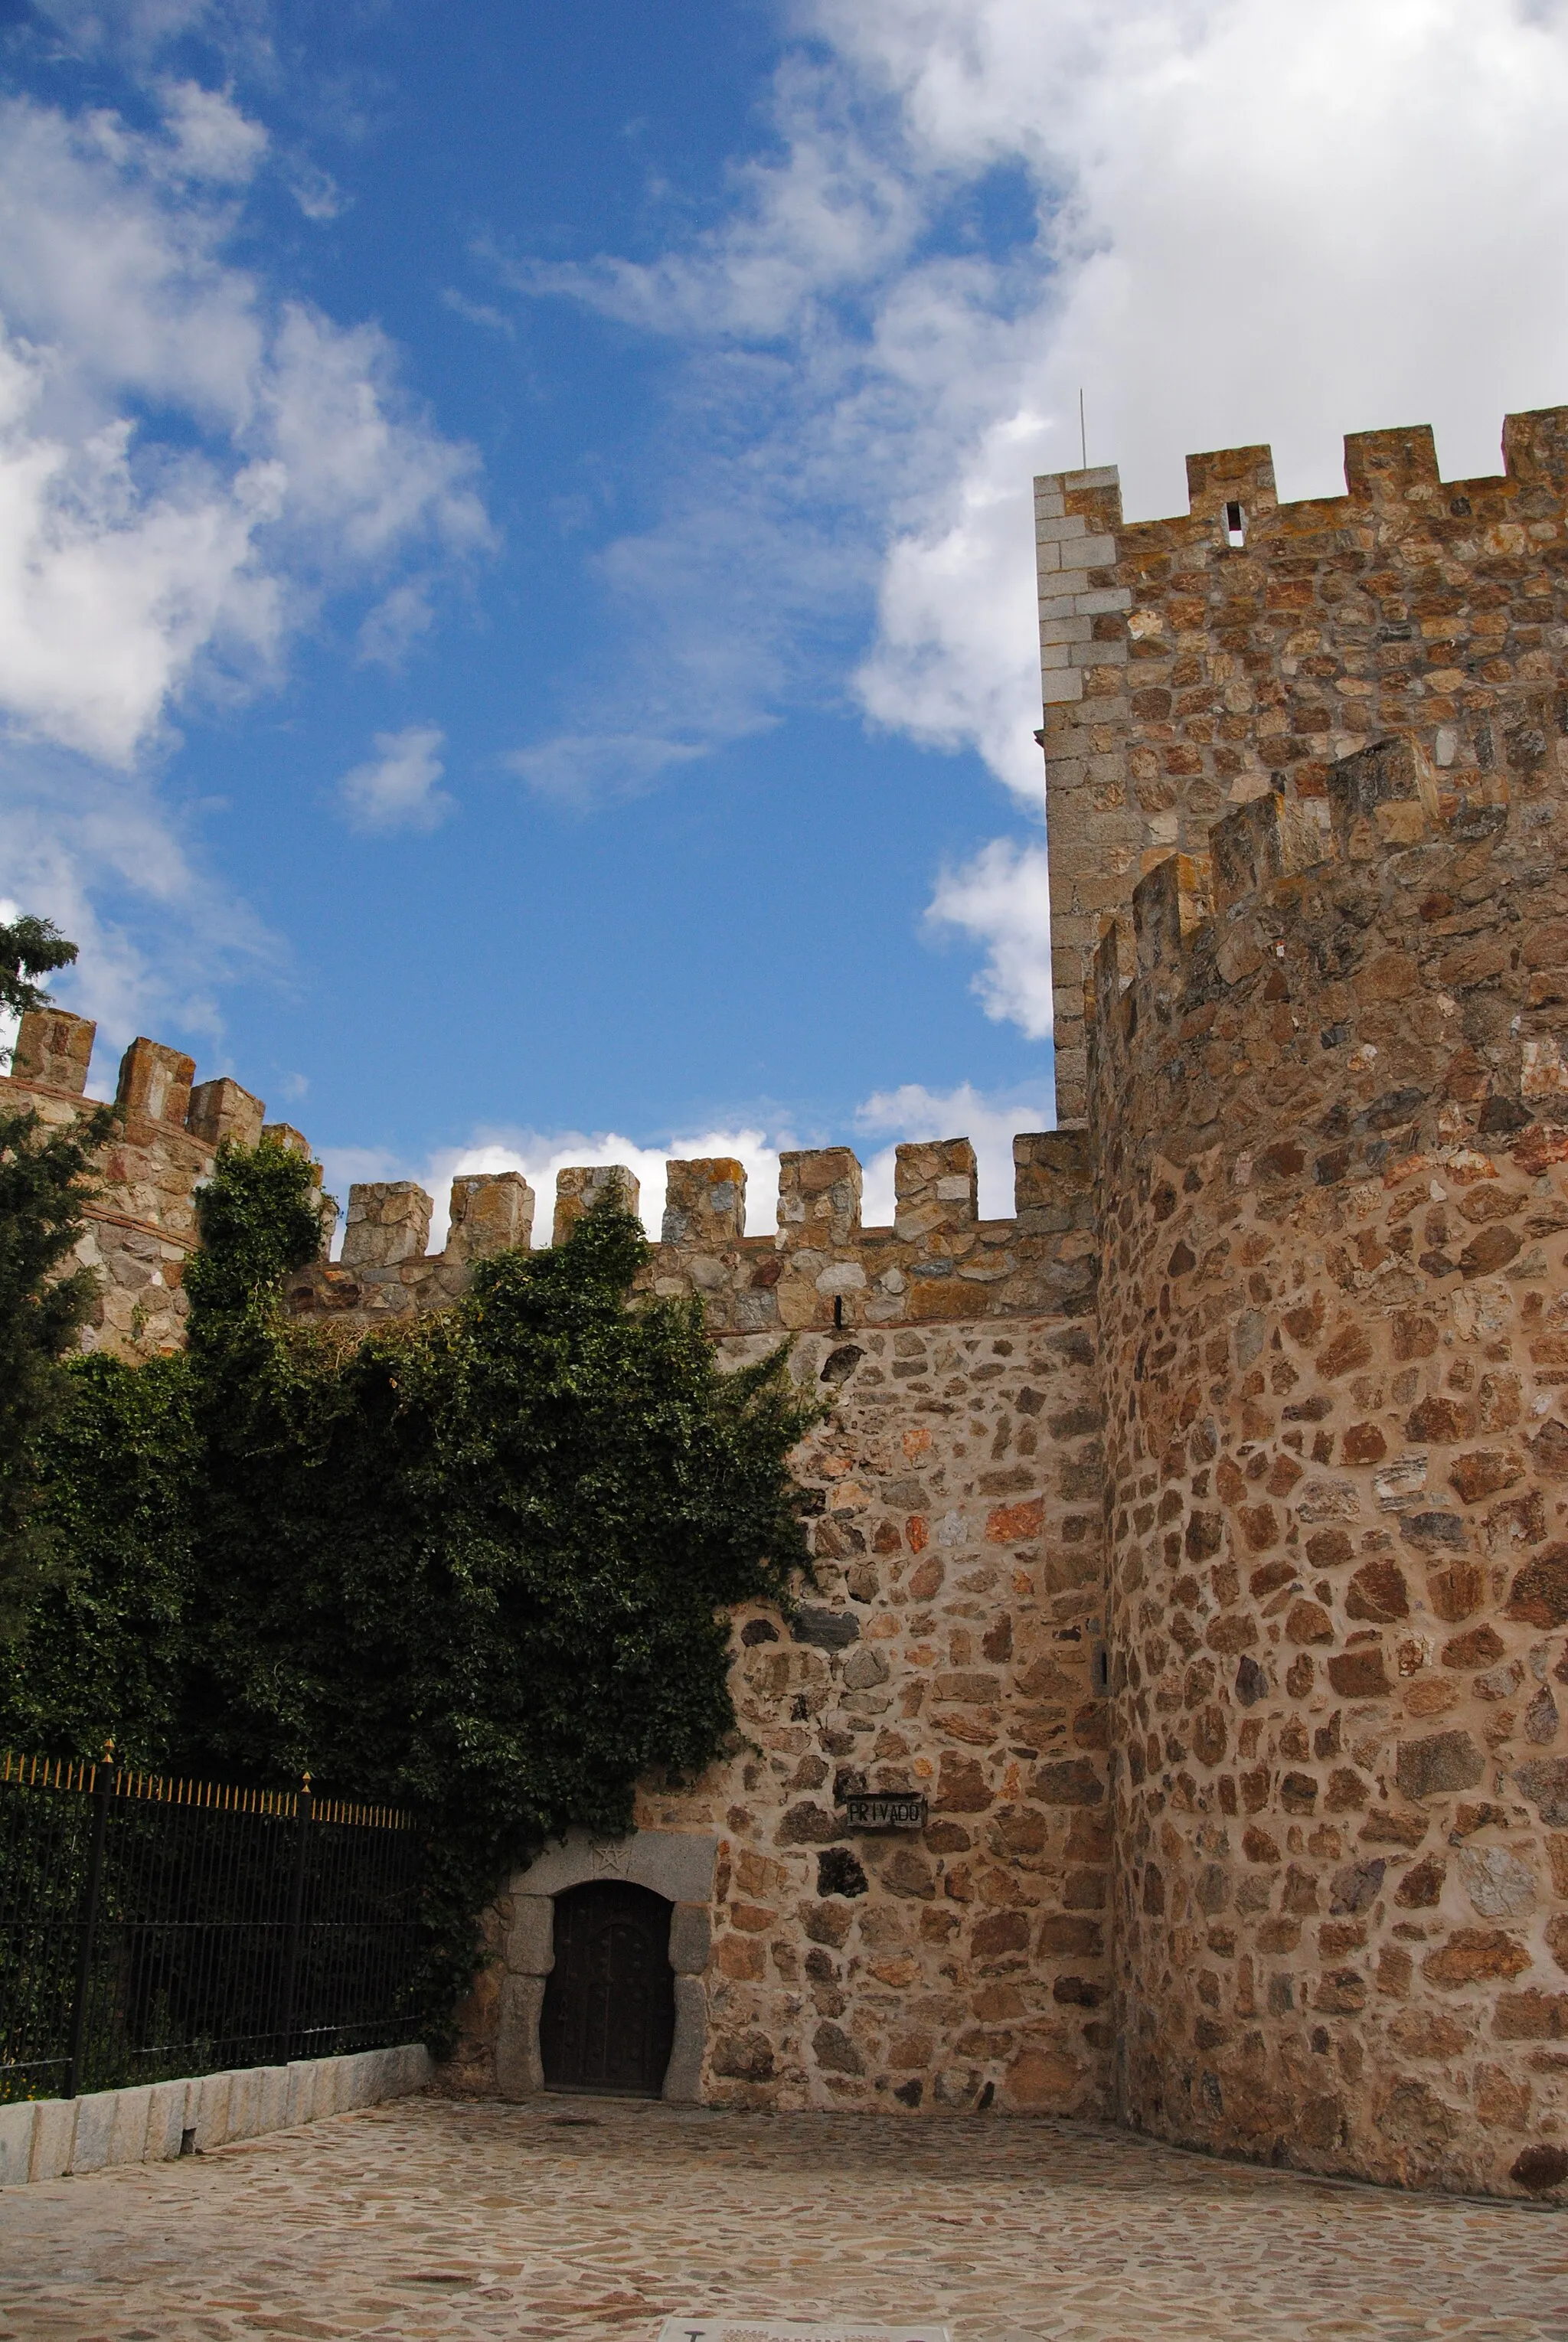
[0,2040,431,2186]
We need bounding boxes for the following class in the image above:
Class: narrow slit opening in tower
[1225,501,1246,547]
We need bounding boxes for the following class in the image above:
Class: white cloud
[500,54,923,345]
[318,1124,785,1257]
[0,82,488,1038]
[926,836,1053,1039]
[338,724,452,835]
[0,94,265,436]
[258,302,488,570]
[855,400,1050,802]
[820,0,1568,804]
[30,0,232,55]
[356,579,434,670]
[855,1078,1050,1223]
[441,288,516,340]
[0,93,488,691]
[313,1082,1051,1262]
[289,165,345,224]
[506,0,1568,1020]
[155,80,269,184]
[0,338,285,764]
[504,730,710,802]
[28,0,279,87]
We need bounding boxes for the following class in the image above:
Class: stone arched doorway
[540,1880,675,2096]
[494,1829,714,2105]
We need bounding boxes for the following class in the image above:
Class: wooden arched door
[539,1880,675,2097]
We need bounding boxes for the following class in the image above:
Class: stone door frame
[494,1830,715,2105]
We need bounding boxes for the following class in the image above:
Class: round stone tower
[1090,739,1568,2193]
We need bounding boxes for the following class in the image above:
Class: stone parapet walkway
[0,2093,1563,2342]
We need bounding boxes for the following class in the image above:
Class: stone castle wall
[1087,739,1568,2193]
[454,1310,1112,2118]
[649,1297,1111,2119]
[287,1135,1113,2116]
[1,1014,1116,2122]
[1037,405,1568,1123]
[15,398,1568,2190]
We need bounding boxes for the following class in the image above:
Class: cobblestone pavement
[2,2094,1566,2342]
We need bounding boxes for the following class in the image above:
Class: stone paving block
[145,2079,191,2161]
[225,2066,263,2142]
[665,1977,707,2103]
[284,2061,316,2128]
[65,2091,119,2173]
[0,2098,1564,2342]
[192,2069,233,2153]
[257,2065,289,2135]
[106,2086,152,2167]
[2,2053,427,2189]
[506,1894,554,1975]
[1034,512,1089,543]
[0,2102,34,2187]
[668,1900,711,1974]
[363,2049,392,2101]
[27,2099,74,2182]
[495,1980,545,2099]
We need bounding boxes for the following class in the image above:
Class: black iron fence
[0,1753,427,2105]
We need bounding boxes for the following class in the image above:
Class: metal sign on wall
[841,1792,927,1832]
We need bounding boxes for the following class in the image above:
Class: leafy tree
[0,914,80,1052]
[179,1161,822,2019]
[2,1351,195,1761]
[0,1100,116,1628]
[5,1139,823,2032]
[182,1133,334,1328]
[0,912,113,1629]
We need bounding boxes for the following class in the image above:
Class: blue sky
[4,0,1568,1235]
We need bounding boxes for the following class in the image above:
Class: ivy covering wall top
[1,1135,822,2030]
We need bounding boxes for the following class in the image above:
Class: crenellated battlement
[1083,730,1534,1170]
[283,1130,1096,1336]
[0,1000,1098,1349]
[1,1006,321,1357]
[1037,404,1568,1124]
[1055,409,1568,546]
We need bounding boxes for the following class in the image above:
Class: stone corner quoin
[13,398,1568,2197]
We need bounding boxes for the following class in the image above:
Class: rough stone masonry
[8,402,1568,2200]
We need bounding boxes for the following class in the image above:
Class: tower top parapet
[1036,404,1568,1125]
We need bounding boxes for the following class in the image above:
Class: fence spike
[0,1746,408,1829]
[4,1747,423,2096]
